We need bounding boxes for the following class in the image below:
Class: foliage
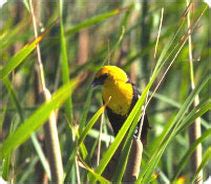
[0,1,210,183]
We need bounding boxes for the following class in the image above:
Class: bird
[92,65,150,145]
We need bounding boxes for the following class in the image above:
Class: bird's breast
[102,81,133,116]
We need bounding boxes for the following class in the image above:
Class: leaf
[78,105,106,146]
[79,88,94,133]
[191,147,211,183]
[78,157,110,184]
[3,77,51,179]
[137,74,210,183]
[0,20,57,80]
[65,7,130,35]
[0,81,75,159]
[3,77,24,121]
[176,99,211,134]
[0,34,44,79]
[172,129,211,181]
[59,0,72,121]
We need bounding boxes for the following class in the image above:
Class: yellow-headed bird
[92,65,150,145]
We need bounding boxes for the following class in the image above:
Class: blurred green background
[0,0,210,183]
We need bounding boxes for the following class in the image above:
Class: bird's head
[92,65,128,87]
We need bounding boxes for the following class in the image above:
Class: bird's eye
[92,73,108,86]
[100,73,108,80]
[96,73,108,83]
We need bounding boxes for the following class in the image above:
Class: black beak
[92,74,108,87]
[92,78,102,87]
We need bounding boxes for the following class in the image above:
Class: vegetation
[0,0,210,183]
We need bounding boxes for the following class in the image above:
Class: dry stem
[29,1,64,183]
[124,138,143,182]
[186,2,203,183]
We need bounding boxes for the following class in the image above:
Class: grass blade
[79,88,94,133]
[176,99,211,134]
[78,157,110,184]
[0,34,44,79]
[3,77,51,179]
[0,81,75,159]
[172,129,211,181]
[3,77,24,121]
[137,74,210,183]
[65,7,130,35]
[59,0,72,121]
[191,147,211,183]
[78,105,105,146]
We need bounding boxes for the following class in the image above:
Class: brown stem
[29,1,64,183]
[124,138,143,183]
[186,2,203,183]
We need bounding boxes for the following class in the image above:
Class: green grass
[0,1,210,183]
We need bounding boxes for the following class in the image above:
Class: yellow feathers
[95,65,128,83]
[102,79,133,116]
[93,65,133,116]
